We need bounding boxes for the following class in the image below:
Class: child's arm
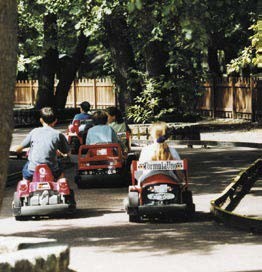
[15,145,24,153]
[15,132,32,153]
[58,133,70,155]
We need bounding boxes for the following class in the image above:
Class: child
[73,101,92,121]
[85,110,118,145]
[105,106,131,152]
[70,101,93,133]
[16,107,70,180]
[105,106,128,133]
[138,121,181,182]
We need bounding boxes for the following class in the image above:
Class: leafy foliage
[17,0,258,116]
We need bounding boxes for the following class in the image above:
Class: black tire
[15,216,30,221]
[71,137,80,154]
[13,192,21,208]
[182,190,193,205]
[75,175,86,189]
[69,189,76,206]
[129,214,141,223]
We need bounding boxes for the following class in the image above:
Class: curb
[0,236,74,272]
[210,158,262,233]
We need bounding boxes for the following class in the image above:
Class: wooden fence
[15,78,116,109]
[197,77,261,121]
[15,77,262,121]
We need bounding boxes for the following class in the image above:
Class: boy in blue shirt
[70,101,93,133]
[16,107,70,180]
[86,110,118,144]
[73,101,92,121]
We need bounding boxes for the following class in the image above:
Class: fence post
[30,80,34,105]
[73,80,77,108]
[211,78,215,118]
[231,77,236,119]
[93,79,97,109]
[251,77,256,122]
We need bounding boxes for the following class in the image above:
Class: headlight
[167,185,173,192]
[147,186,154,192]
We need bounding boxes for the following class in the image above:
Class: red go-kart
[67,119,93,154]
[125,159,195,222]
[12,164,76,220]
[74,143,125,188]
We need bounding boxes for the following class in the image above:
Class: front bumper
[137,203,191,217]
[13,203,75,217]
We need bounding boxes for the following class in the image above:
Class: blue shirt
[86,125,118,145]
[73,112,92,121]
[21,126,70,172]
[73,113,93,132]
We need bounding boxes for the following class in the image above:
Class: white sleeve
[138,145,153,163]
[138,147,147,163]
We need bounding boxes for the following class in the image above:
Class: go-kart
[12,164,76,220]
[67,119,93,154]
[74,143,126,188]
[125,159,195,222]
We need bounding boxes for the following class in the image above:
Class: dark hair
[105,107,124,124]
[92,110,108,125]
[80,101,91,112]
[40,107,57,124]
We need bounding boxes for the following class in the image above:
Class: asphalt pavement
[1,126,262,272]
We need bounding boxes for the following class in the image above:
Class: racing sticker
[39,167,46,175]
[137,160,184,171]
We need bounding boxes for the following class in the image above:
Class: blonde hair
[149,122,172,161]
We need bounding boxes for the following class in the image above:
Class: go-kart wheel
[75,175,85,189]
[13,192,21,208]
[68,189,76,206]
[129,214,141,223]
[128,192,139,207]
[15,216,30,221]
[71,138,80,154]
[182,190,193,205]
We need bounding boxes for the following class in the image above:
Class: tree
[17,0,98,109]
[103,5,141,112]
[17,0,258,117]
[0,0,17,207]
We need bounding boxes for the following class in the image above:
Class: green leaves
[127,0,143,13]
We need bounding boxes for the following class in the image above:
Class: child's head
[105,107,123,124]
[149,122,172,161]
[40,107,57,125]
[92,110,108,125]
[150,121,168,141]
[80,101,91,113]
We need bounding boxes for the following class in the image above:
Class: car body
[125,159,195,222]
[74,143,125,188]
[12,164,76,220]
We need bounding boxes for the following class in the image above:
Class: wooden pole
[231,77,236,119]
[93,79,97,109]
[73,80,77,108]
[211,78,215,118]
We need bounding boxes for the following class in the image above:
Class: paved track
[1,128,262,272]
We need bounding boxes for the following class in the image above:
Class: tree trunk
[0,0,17,207]
[35,13,58,109]
[104,9,141,113]
[54,33,89,109]
[144,40,169,77]
[207,46,222,77]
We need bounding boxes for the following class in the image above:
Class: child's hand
[57,150,69,158]
[15,145,24,153]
